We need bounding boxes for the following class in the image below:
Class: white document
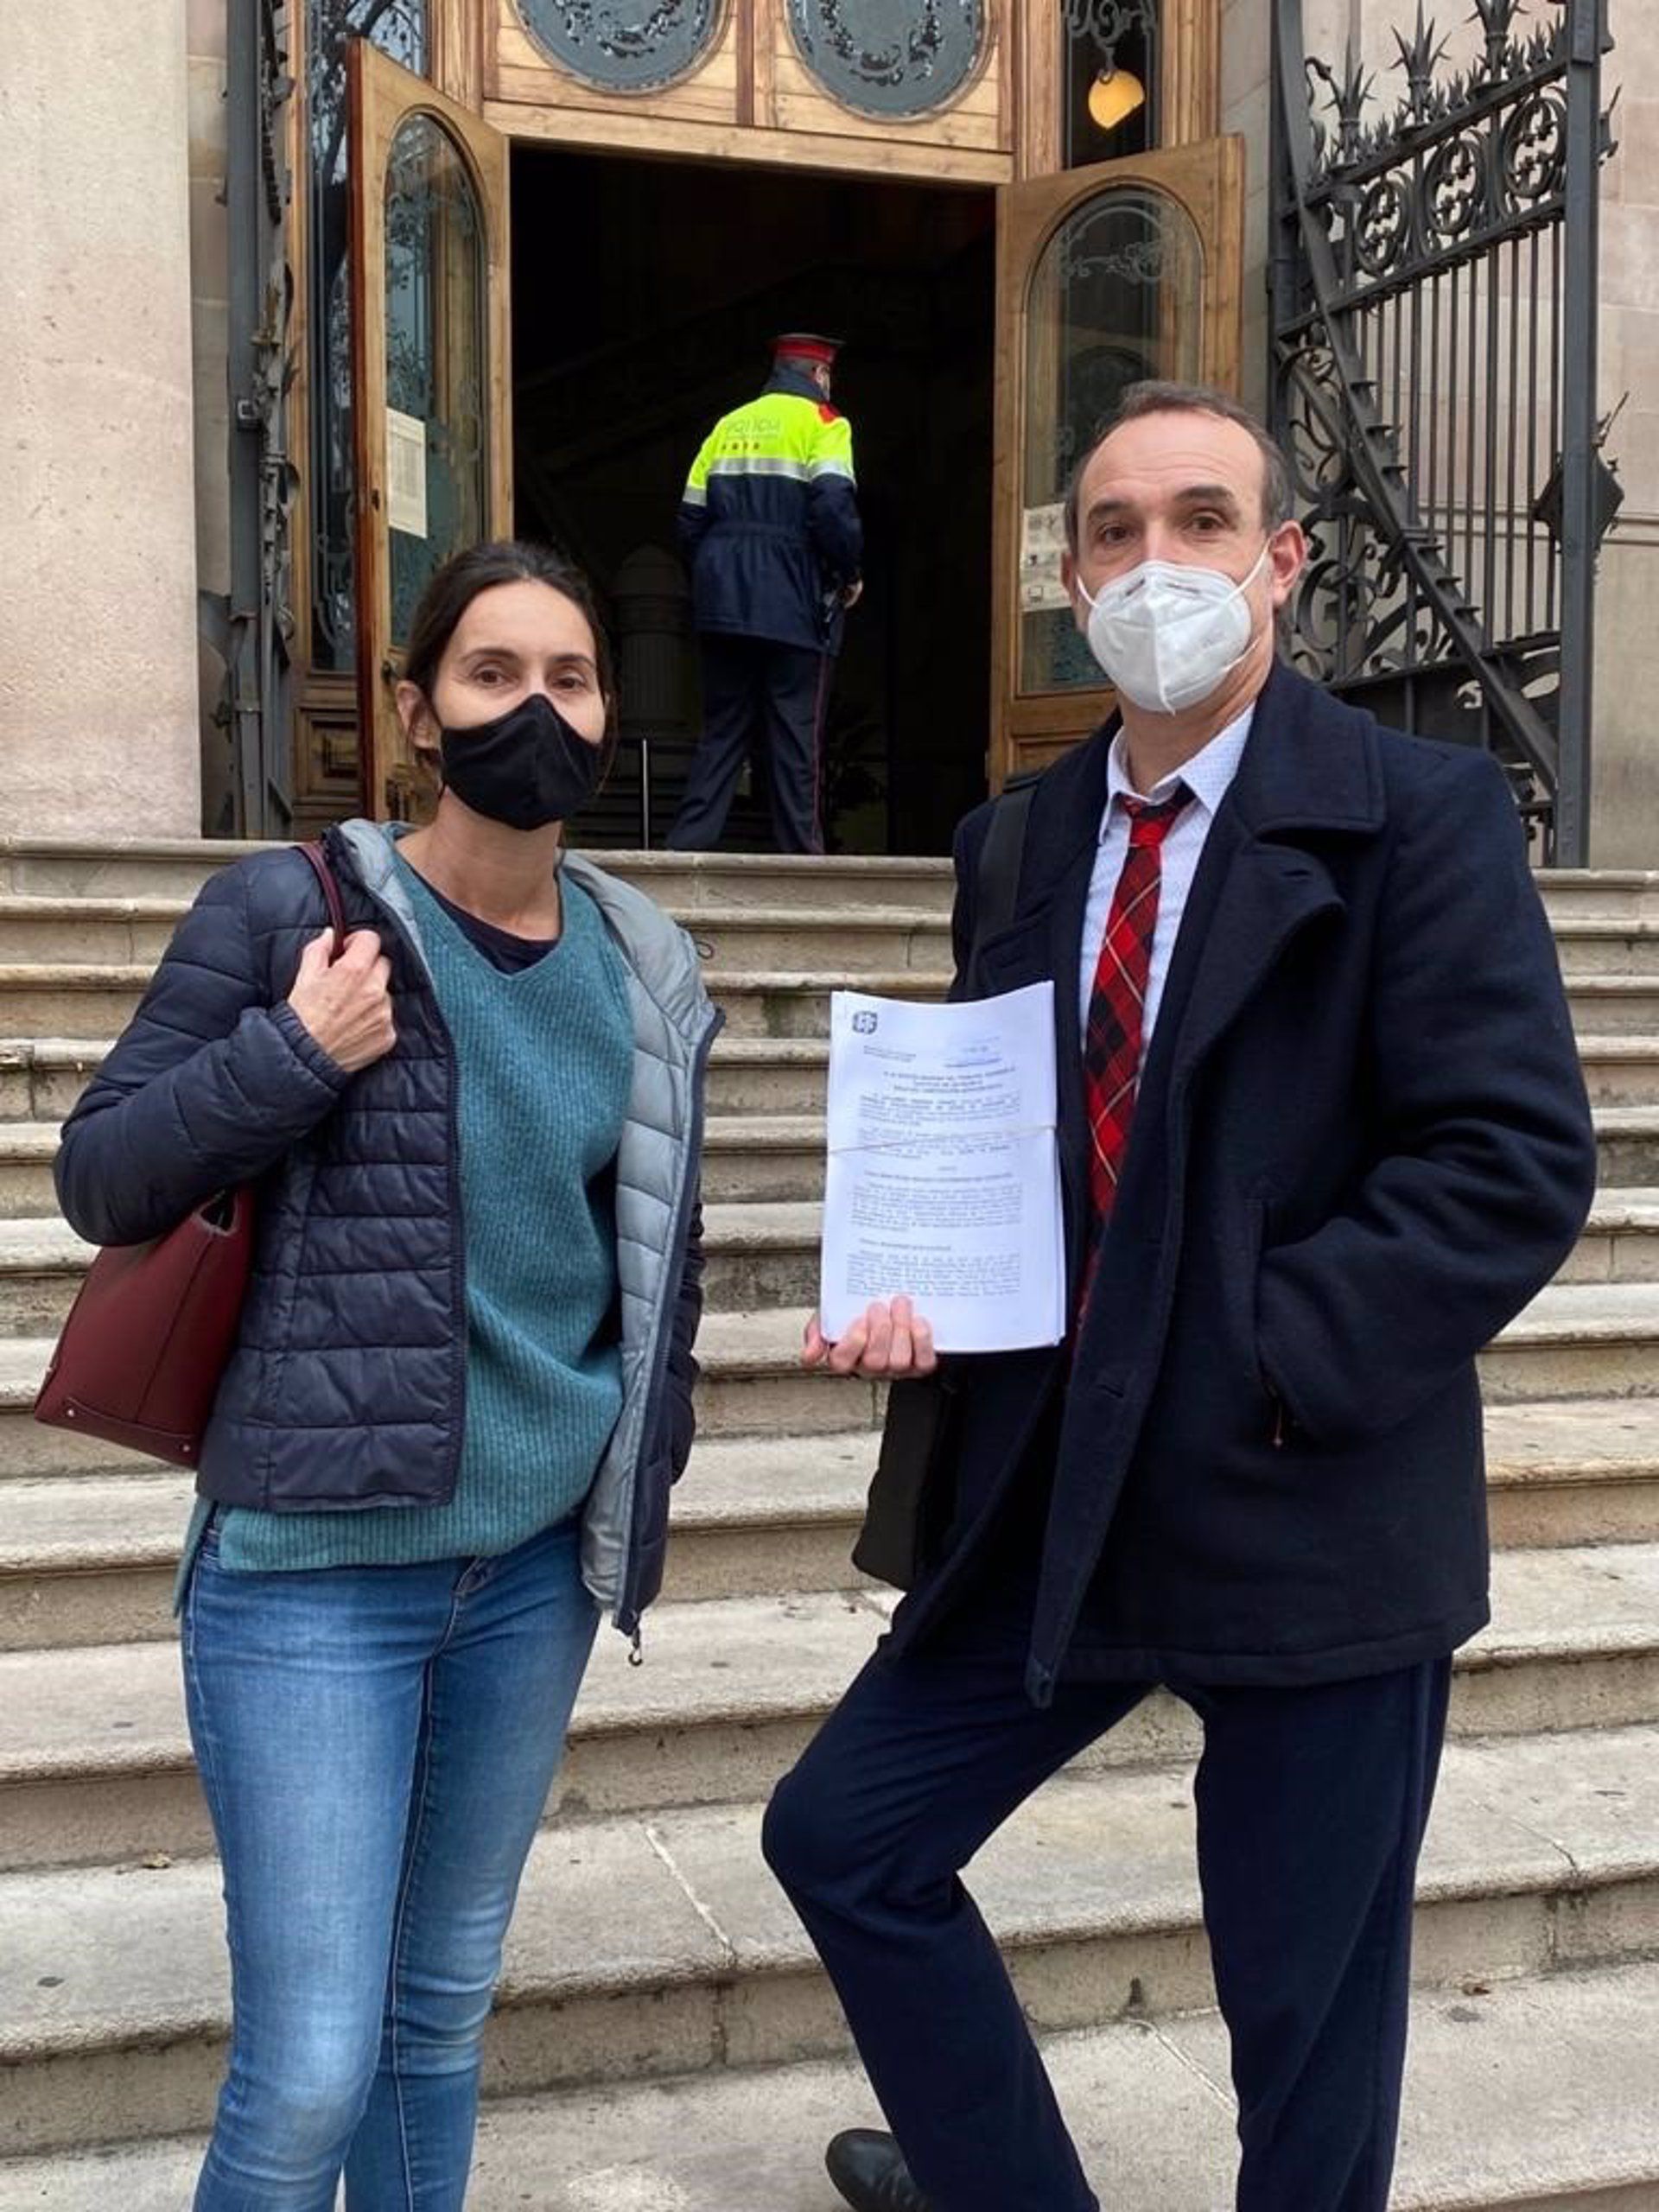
[819,982,1066,1354]
[385,409,429,539]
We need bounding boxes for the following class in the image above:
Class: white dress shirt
[1078,706,1255,1050]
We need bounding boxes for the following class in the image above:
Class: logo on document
[852,1010,878,1034]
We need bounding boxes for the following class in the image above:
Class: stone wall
[188,0,235,835]
[1593,8,1659,864]
[0,0,200,840]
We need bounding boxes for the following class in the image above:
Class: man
[667,332,863,855]
[763,385,1597,2211]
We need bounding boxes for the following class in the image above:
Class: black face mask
[437,692,605,831]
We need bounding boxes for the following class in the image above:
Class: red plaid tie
[1082,787,1192,1264]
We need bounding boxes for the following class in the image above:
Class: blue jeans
[181,1514,599,2211]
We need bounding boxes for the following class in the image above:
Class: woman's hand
[802,1296,937,1377]
[285,929,397,1073]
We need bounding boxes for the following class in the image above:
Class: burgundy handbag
[33,843,346,1466]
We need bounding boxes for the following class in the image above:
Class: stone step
[3,1401,1658,1656]
[687,1281,1659,1435]
[1482,1396,1659,1544]
[1556,1189,1659,1281]
[3,1540,1656,1872]
[0,1721,1653,2157]
[0,903,184,968]
[0,1122,58,1217]
[0,899,954,977]
[693,1192,1659,1306]
[2,1284,1656,1476]
[1592,1107,1659,1184]
[1561,975,1659,1034]
[6,1178,1659,1349]
[1538,866,1659,918]
[0,842,1644,914]
[700,1096,1659,1204]
[1579,1035,1659,1103]
[3,1956,1652,2211]
[0,841,960,912]
[2,963,1655,1054]
[707,1032,1659,1120]
[709,969,1659,1041]
[1547,919,1659,976]
[0,1432,881,1648]
[634,1277,1632,1422]
[0,1043,109,1129]
[1477,1281,1659,1403]
[10,1027,1659,1178]
[700,1194,1659,1307]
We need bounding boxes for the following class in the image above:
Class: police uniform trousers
[669,633,831,855]
[762,1412,1451,2212]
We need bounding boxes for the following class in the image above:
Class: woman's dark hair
[401,539,619,776]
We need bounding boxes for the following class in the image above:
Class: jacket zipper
[615,998,725,1651]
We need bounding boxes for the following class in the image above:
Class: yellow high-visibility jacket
[678,369,862,652]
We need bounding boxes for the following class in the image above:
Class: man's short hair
[1062,383,1296,553]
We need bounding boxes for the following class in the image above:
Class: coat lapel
[1165,827,1344,1090]
[1158,663,1386,1095]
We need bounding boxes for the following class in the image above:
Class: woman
[54,541,719,2210]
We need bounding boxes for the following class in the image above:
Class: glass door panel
[989,139,1245,787]
[349,40,510,819]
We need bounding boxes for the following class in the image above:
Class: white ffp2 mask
[1076,544,1270,715]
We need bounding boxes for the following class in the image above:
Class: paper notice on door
[1020,500,1071,612]
[819,982,1066,1354]
[385,409,429,539]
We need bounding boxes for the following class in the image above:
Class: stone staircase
[0,840,1655,2210]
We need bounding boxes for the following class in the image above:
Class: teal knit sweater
[213,858,634,1572]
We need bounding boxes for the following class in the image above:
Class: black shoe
[825,2129,932,2212]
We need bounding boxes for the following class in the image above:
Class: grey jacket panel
[561,852,721,1628]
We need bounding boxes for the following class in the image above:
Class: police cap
[771,333,843,369]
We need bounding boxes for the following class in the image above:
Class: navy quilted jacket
[54,823,720,1637]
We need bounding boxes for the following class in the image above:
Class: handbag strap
[297,841,347,962]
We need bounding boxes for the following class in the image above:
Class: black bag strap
[297,841,348,961]
[968,773,1039,969]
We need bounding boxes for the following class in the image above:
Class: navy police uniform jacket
[677,365,863,655]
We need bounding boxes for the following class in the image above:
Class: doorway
[508,146,996,855]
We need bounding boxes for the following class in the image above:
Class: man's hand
[841,578,864,610]
[803,1295,937,1377]
[286,928,397,1073]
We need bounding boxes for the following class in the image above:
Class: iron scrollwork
[1063,0,1158,74]
[1273,0,1616,861]
[515,0,722,92]
[214,0,301,838]
[785,0,983,118]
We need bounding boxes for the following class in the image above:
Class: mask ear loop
[1073,535,1274,627]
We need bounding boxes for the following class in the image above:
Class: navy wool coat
[887,662,1598,1700]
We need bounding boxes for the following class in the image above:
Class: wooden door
[349,40,512,820]
[989,138,1245,789]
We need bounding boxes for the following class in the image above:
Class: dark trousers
[668,633,831,855]
[763,1581,1450,2212]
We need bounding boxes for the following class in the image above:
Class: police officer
[667,334,863,855]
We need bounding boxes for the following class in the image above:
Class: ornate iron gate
[213,0,298,839]
[1270,0,1618,861]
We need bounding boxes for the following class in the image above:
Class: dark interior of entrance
[510,146,996,855]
